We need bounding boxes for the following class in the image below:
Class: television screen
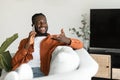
[90,9,120,53]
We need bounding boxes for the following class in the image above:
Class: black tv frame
[89,9,120,53]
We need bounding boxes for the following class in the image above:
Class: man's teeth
[40,27,45,30]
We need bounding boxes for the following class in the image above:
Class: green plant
[0,33,18,71]
[69,14,90,49]
[69,14,90,40]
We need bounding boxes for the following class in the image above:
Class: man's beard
[35,27,48,36]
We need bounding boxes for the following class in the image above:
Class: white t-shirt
[28,36,46,67]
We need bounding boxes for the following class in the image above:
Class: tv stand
[105,49,120,53]
[89,48,120,79]
[89,47,120,53]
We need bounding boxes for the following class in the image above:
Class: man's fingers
[61,28,65,36]
[30,31,36,37]
[61,28,64,34]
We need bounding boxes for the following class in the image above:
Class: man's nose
[36,22,43,26]
[37,24,46,28]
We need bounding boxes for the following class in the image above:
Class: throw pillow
[49,46,80,75]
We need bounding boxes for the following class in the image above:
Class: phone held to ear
[32,27,35,31]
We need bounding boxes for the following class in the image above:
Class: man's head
[32,13,48,36]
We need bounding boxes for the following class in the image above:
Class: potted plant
[69,14,90,50]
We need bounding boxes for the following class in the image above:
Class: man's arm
[51,29,83,49]
[11,39,33,70]
[12,31,36,70]
[69,38,83,49]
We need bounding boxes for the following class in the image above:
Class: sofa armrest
[76,48,99,77]
[28,48,98,80]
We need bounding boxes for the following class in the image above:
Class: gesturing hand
[51,29,71,44]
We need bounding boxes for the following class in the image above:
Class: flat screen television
[90,9,120,53]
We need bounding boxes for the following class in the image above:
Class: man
[11,13,83,77]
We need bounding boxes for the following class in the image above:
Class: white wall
[89,0,120,9]
[0,0,120,53]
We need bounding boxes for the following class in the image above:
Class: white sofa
[0,47,98,80]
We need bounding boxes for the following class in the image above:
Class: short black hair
[32,13,46,26]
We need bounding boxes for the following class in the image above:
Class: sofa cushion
[49,46,80,75]
[17,64,33,80]
[4,71,19,80]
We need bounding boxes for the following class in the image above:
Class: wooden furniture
[112,68,120,79]
[89,47,120,80]
[90,54,111,79]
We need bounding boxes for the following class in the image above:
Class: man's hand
[51,29,71,45]
[28,31,36,45]
[24,31,36,49]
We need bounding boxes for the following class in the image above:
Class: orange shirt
[11,34,83,75]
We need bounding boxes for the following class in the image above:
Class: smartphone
[32,26,35,31]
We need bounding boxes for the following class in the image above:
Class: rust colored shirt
[11,34,83,75]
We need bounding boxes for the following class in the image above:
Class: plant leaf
[0,33,18,53]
